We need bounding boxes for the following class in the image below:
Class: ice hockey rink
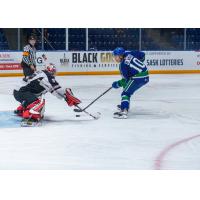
[0,74,200,170]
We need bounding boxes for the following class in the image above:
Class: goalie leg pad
[23,99,45,121]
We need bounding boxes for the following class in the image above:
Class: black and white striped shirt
[22,44,36,66]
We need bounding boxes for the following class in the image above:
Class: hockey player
[112,47,149,119]
[21,34,37,82]
[13,63,81,126]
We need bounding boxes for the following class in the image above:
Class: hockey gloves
[112,78,127,89]
[64,88,81,107]
[112,81,120,89]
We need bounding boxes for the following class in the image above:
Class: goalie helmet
[45,63,57,75]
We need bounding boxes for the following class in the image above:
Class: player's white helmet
[45,63,57,75]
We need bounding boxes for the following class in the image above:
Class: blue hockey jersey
[119,51,148,80]
[124,50,145,62]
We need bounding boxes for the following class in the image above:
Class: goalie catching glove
[64,88,81,107]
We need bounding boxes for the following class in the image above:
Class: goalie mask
[45,63,57,75]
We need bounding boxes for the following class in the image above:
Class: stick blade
[93,112,101,120]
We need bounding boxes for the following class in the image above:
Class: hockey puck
[74,108,82,112]
[76,115,81,117]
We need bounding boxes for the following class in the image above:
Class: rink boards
[0,51,200,76]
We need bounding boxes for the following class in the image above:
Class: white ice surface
[0,74,200,169]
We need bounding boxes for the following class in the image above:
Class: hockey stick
[74,87,112,112]
[74,105,100,120]
[57,90,100,120]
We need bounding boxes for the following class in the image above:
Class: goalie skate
[21,118,42,127]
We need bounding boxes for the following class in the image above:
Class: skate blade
[113,115,128,119]
[21,120,42,127]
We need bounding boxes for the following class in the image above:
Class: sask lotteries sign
[144,51,200,70]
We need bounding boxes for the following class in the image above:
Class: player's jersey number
[130,58,146,73]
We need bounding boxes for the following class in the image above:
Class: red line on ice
[154,134,200,170]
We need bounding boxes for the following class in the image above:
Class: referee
[21,34,37,82]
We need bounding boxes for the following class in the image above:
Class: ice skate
[113,109,128,119]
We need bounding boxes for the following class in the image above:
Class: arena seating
[0,29,9,50]
[141,30,161,50]
[1,28,200,51]
[171,34,184,50]
[45,28,66,50]
[88,28,139,50]
[169,29,200,50]
[186,29,200,50]
[68,28,85,50]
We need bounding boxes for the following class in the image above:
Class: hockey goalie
[13,63,81,126]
